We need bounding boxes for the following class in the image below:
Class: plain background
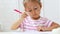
[0,0,60,32]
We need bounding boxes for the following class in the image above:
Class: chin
[32,16,40,19]
[33,16,38,18]
[33,17,38,18]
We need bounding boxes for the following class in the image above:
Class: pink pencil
[14,9,22,14]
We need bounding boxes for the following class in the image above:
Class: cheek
[37,12,40,15]
[36,10,40,14]
[26,12,32,16]
[37,9,41,14]
[28,13,33,17]
[29,13,32,15]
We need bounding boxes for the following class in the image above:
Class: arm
[11,17,25,30]
[11,12,27,30]
[37,22,60,31]
[46,22,60,31]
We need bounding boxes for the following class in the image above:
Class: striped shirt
[19,16,53,31]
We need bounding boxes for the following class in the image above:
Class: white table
[0,32,52,34]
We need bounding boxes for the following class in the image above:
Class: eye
[34,7,38,10]
[29,10,32,12]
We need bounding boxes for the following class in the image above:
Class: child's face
[25,2,42,19]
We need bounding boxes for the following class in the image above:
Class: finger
[24,12,28,16]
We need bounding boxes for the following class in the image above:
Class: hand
[21,12,28,18]
[37,26,50,32]
[37,26,43,31]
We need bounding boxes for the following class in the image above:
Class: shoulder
[40,17,49,21]
[40,17,53,27]
[40,17,53,22]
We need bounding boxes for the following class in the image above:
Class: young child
[11,0,60,32]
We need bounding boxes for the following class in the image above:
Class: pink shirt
[19,16,53,31]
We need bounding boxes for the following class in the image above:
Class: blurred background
[0,0,60,32]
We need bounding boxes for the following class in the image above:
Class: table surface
[0,31,52,34]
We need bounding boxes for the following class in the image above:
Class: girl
[11,0,60,32]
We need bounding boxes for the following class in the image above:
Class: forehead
[25,2,40,9]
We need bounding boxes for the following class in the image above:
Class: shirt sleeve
[18,17,28,28]
[46,19,53,27]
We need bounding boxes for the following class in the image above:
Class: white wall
[43,0,60,24]
[0,0,19,31]
[0,0,60,32]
